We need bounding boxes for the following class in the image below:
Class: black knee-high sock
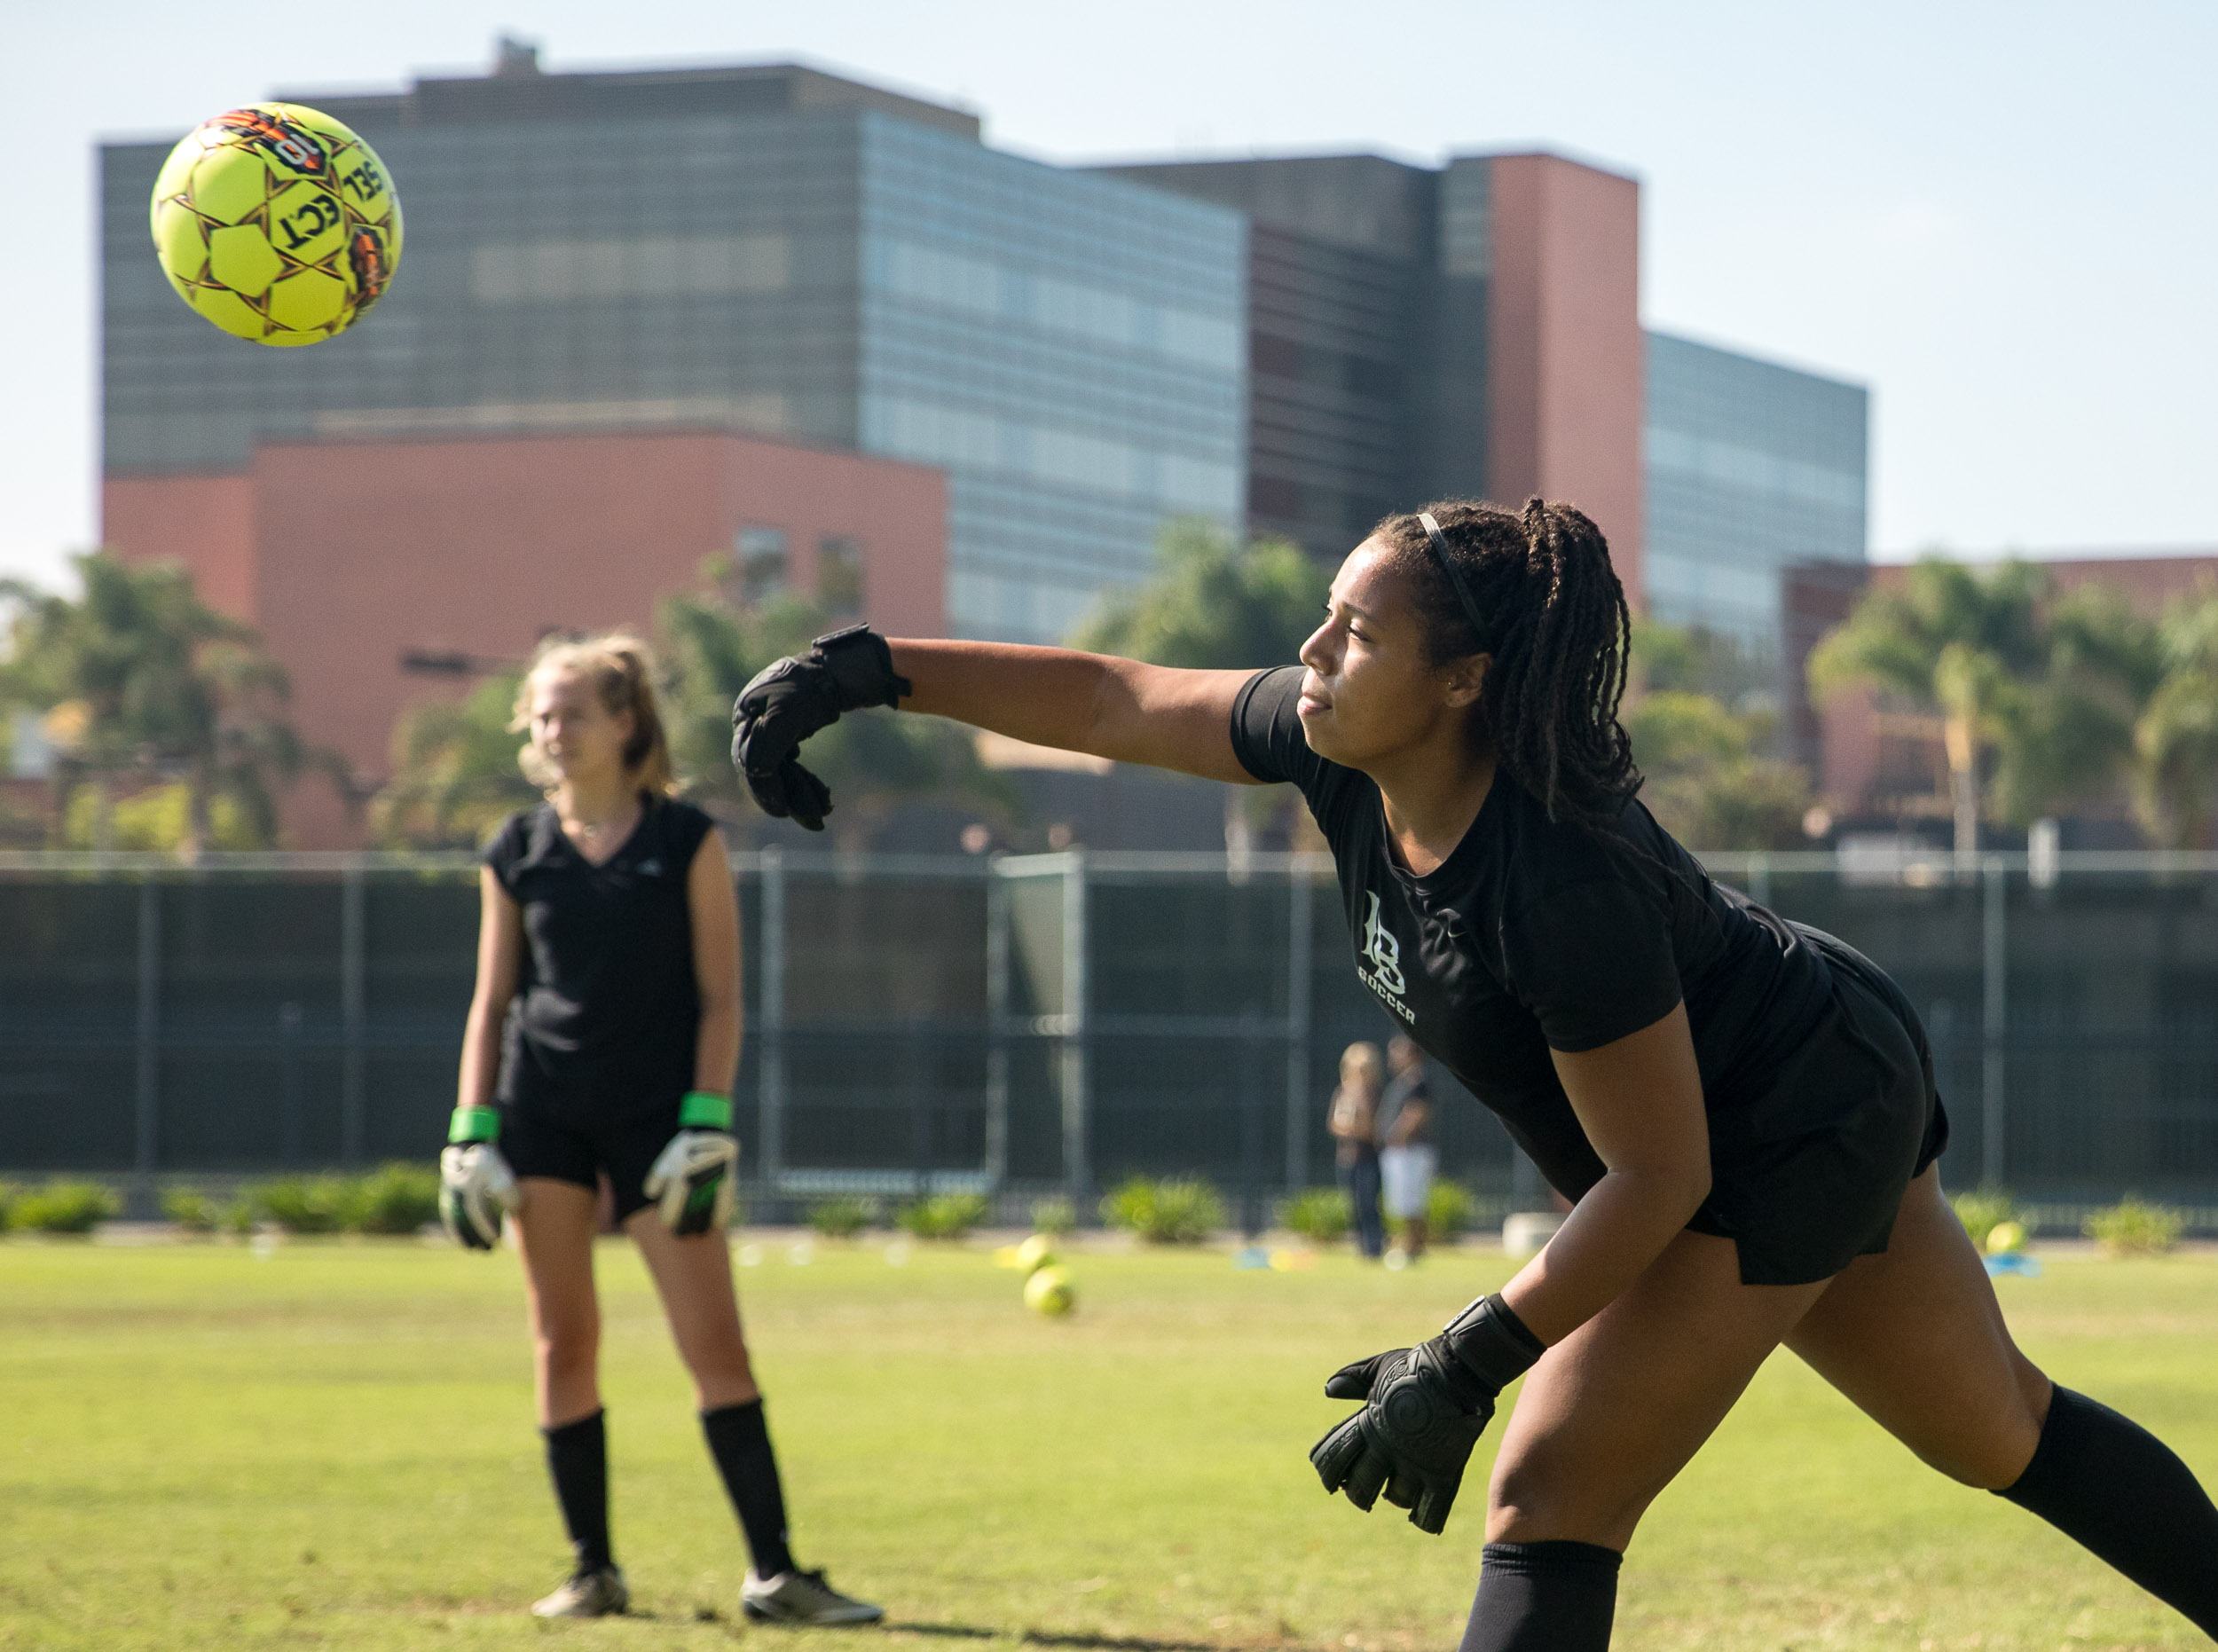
[1459,1540,1621,1652]
[1996,1386,2218,1633]
[542,1409,613,1574]
[702,1400,796,1579]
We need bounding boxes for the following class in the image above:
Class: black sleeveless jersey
[1231,666,1837,1199]
[483,796,718,1098]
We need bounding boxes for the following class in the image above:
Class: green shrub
[352,1163,440,1235]
[253,1176,358,1235]
[0,1181,17,1231]
[162,1187,221,1234]
[897,1192,989,1241]
[1101,1176,1224,1246]
[1029,1196,1076,1237]
[12,1181,119,1235]
[807,1196,876,1239]
[217,1195,258,1237]
[2084,1197,2185,1257]
[1950,1189,2017,1251]
[1279,1187,1350,1243]
[1427,1180,1477,1243]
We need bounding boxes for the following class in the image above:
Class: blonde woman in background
[437,633,879,1625]
[1329,1041,1387,1259]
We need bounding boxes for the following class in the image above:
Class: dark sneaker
[741,1567,884,1625]
[531,1564,629,1617]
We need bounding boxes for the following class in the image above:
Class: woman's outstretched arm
[888,639,1264,785]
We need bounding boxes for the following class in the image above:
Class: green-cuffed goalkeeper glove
[438,1106,519,1250]
[644,1093,740,1236]
[1310,1293,1546,1535]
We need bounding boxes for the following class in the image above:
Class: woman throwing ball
[733,514,2218,1648]
[439,633,880,1625]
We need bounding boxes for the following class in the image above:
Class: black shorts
[499,1074,688,1225]
[1688,927,1950,1286]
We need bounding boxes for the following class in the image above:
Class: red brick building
[103,428,946,845]
[1813,552,2218,836]
[1485,154,1646,604]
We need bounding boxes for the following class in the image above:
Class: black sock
[702,1399,796,1579]
[1996,1385,2218,1633]
[542,1409,613,1575]
[1459,1540,1621,1652]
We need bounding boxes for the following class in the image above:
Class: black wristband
[811,624,910,709]
[1441,1294,1546,1393]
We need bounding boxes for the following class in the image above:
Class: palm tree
[371,672,542,849]
[1069,518,1328,859]
[1624,687,1813,851]
[1807,559,2157,852]
[658,566,1018,852]
[1993,584,2162,829]
[2131,586,2218,849]
[0,553,319,851]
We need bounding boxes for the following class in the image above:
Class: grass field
[2,1234,2214,1651]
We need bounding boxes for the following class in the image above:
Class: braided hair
[1378,496,1640,829]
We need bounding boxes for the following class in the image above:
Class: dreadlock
[1379,496,1640,829]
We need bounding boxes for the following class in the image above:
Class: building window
[735,526,789,607]
[818,536,865,617]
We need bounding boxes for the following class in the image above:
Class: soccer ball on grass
[149,103,402,346]
[1024,1264,1076,1318]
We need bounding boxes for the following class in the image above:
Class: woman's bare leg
[1486,1226,1828,1548]
[625,1209,800,1587]
[1790,1165,2218,1635]
[1785,1165,2049,1485]
[1457,1228,1825,1649]
[512,1177,603,1427]
[624,1208,759,1408]
[512,1177,618,1592]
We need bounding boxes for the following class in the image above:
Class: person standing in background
[1380,1035,1437,1263]
[441,633,879,1626]
[1330,1042,1387,1260]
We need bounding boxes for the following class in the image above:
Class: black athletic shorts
[1687,925,1950,1286]
[499,1073,688,1225]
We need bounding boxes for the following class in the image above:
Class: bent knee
[681,1333,754,1388]
[1487,1459,1648,1550]
[1907,1362,2051,1491]
[1908,1396,2047,1491]
[1910,1416,2041,1491]
[535,1318,600,1374]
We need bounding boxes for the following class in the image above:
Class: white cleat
[531,1564,629,1617]
[741,1567,885,1625]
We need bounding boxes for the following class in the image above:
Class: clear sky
[4,0,2213,592]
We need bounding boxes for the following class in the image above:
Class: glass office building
[101,60,1244,641]
[854,119,1243,641]
[1095,154,1490,566]
[1644,331,1868,660]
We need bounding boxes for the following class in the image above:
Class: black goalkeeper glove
[729,625,910,831]
[1310,1293,1546,1535]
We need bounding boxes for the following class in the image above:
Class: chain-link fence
[5,848,2218,1223]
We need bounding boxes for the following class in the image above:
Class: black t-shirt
[1231,666,1834,1200]
[484,795,718,1098]
[1381,1069,1433,1148]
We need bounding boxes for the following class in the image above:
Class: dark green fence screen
[5,849,2218,1219]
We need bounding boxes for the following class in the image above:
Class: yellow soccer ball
[1986,1220,2027,1256]
[1023,1264,1076,1318]
[1015,1233,1058,1275]
[150,103,402,346]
